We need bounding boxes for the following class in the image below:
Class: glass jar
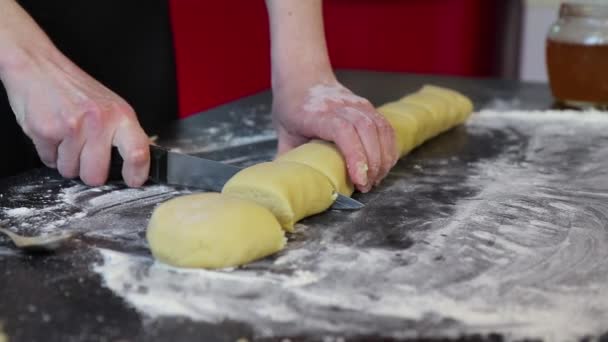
[546,1,608,109]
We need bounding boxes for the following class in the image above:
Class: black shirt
[0,0,177,177]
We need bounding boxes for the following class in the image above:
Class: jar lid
[561,1,608,18]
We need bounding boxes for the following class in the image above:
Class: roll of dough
[420,85,474,122]
[399,92,456,136]
[146,193,286,269]
[379,85,473,155]
[277,140,354,196]
[377,101,432,150]
[222,161,337,232]
[376,104,418,156]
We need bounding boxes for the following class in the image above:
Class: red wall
[169,0,499,118]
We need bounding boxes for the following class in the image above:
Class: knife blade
[110,145,364,210]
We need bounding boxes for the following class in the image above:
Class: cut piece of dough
[379,85,474,155]
[420,84,474,122]
[222,161,337,232]
[400,92,454,136]
[277,140,354,196]
[377,100,433,147]
[146,193,285,269]
[419,89,461,128]
[376,104,418,156]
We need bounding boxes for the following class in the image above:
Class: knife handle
[108,145,168,184]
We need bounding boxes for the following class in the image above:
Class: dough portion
[277,140,354,196]
[222,161,337,232]
[147,193,285,269]
[379,85,474,156]
[400,92,453,135]
[420,85,474,122]
[376,105,418,156]
[377,101,433,150]
[0,326,6,342]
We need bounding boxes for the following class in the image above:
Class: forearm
[0,0,57,79]
[266,1,397,191]
[265,0,334,88]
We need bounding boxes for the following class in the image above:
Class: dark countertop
[1,71,606,342]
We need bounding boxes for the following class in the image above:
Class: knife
[110,145,364,210]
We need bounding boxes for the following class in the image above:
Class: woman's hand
[0,0,150,187]
[266,0,397,192]
[272,78,397,193]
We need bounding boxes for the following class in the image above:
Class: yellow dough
[379,85,473,156]
[277,140,354,196]
[146,193,285,269]
[400,92,454,136]
[377,101,431,151]
[0,324,6,342]
[376,104,418,156]
[222,161,337,232]
[420,85,474,122]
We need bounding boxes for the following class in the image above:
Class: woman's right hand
[0,0,150,187]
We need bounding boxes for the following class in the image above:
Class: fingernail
[356,162,369,185]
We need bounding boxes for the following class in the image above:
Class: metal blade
[332,194,365,210]
[165,152,241,192]
[149,146,364,210]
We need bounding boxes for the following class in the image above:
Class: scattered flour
[0,181,184,239]
[160,102,276,155]
[3,207,34,217]
[481,98,524,111]
[3,109,608,340]
[92,110,608,340]
[304,84,368,113]
[168,132,276,155]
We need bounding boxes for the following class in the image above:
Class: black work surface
[1,71,607,342]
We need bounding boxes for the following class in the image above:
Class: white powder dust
[303,84,368,113]
[2,109,606,340]
[3,207,35,217]
[1,182,184,239]
[92,110,608,340]
[168,132,276,155]
[160,103,276,155]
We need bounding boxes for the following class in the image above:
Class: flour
[3,207,34,217]
[2,109,607,340]
[474,108,608,124]
[89,110,608,340]
[0,181,185,240]
[57,183,184,241]
[303,84,368,113]
[168,132,276,155]
[160,102,276,155]
[481,98,524,111]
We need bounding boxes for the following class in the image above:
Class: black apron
[0,0,177,177]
